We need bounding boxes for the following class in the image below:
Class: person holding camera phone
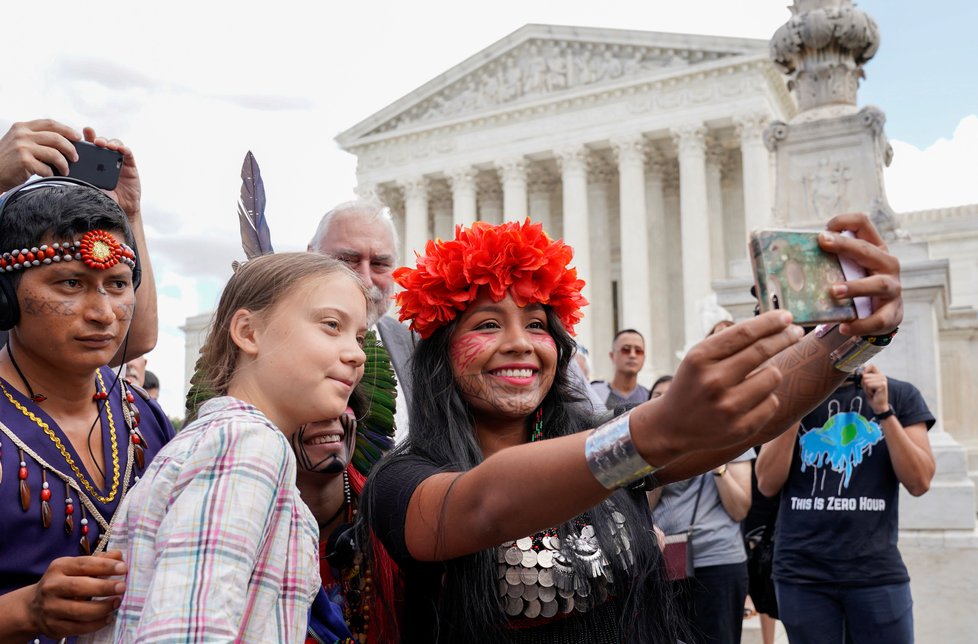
[756,363,936,644]
[0,119,158,364]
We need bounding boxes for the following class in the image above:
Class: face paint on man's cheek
[450,333,494,373]
[23,297,75,317]
[116,302,135,321]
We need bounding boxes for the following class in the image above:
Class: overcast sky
[2,0,976,416]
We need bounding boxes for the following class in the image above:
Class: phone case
[61,142,124,190]
[749,229,856,325]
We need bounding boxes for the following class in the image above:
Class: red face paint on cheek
[450,333,493,373]
[533,334,556,350]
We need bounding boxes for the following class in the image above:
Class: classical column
[612,135,652,360]
[477,173,503,224]
[705,144,726,281]
[447,166,478,227]
[645,151,671,375]
[672,124,712,346]
[587,157,615,381]
[735,113,773,233]
[556,145,593,353]
[497,157,529,222]
[430,182,453,241]
[527,167,555,233]
[399,176,430,259]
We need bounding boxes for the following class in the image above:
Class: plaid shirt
[83,397,320,643]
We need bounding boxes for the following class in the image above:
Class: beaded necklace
[0,371,146,554]
[1,370,121,503]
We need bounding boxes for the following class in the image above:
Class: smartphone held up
[52,141,124,190]
[749,228,870,325]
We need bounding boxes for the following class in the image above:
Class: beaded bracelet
[823,325,898,373]
[584,411,661,490]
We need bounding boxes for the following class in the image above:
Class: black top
[774,377,934,586]
[368,454,628,643]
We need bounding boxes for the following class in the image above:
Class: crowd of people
[0,117,932,644]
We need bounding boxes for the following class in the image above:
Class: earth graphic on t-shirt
[799,411,882,488]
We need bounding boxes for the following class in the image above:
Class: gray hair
[308,199,400,261]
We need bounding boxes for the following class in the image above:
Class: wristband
[585,411,661,490]
[875,407,896,422]
[830,328,898,373]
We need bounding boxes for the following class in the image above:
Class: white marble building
[183,22,978,476]
[335,24,793,381]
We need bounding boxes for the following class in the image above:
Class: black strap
[761,491,780,543]
[688,475,707,535]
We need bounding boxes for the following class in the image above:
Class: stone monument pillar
[725,5,978,637]
[760,0,975,535]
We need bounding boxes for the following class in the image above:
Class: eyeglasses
[618,346,644,356]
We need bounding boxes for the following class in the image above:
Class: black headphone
[0,177,141,331]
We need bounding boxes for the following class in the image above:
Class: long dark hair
[362,308,681,643]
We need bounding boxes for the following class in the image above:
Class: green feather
[352,330,397,478]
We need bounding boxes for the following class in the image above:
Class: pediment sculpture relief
[369,40,737,135]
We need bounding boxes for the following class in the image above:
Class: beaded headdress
[0,229,137,274]
[393,219,587,339]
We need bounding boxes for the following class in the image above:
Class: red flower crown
[393,219,587,339]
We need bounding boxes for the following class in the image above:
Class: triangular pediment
[337,24,768,146]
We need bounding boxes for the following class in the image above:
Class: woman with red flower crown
[360,215,904,643]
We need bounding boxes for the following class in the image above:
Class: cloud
[211,94,317,111]
[54,57,159,91]
[151,234,240,282]
[885,114,978,212]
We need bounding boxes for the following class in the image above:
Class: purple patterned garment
[0,366,175,644]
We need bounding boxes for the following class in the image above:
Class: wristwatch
[713,464,728,477]
[876,408,896,422]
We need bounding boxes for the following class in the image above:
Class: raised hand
[82,127,141,220]
[633,311,804,463]
[819,212,903,337]
[0,119,80,191]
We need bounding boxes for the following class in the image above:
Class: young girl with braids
[85,252,369,643]
[360,215,905,643]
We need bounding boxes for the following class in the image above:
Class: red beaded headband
[0,229,137,273]
[393,219,587,339]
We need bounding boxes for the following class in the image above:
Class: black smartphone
[55,141,124,190]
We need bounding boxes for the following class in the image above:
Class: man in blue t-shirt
[755,363,935,644]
